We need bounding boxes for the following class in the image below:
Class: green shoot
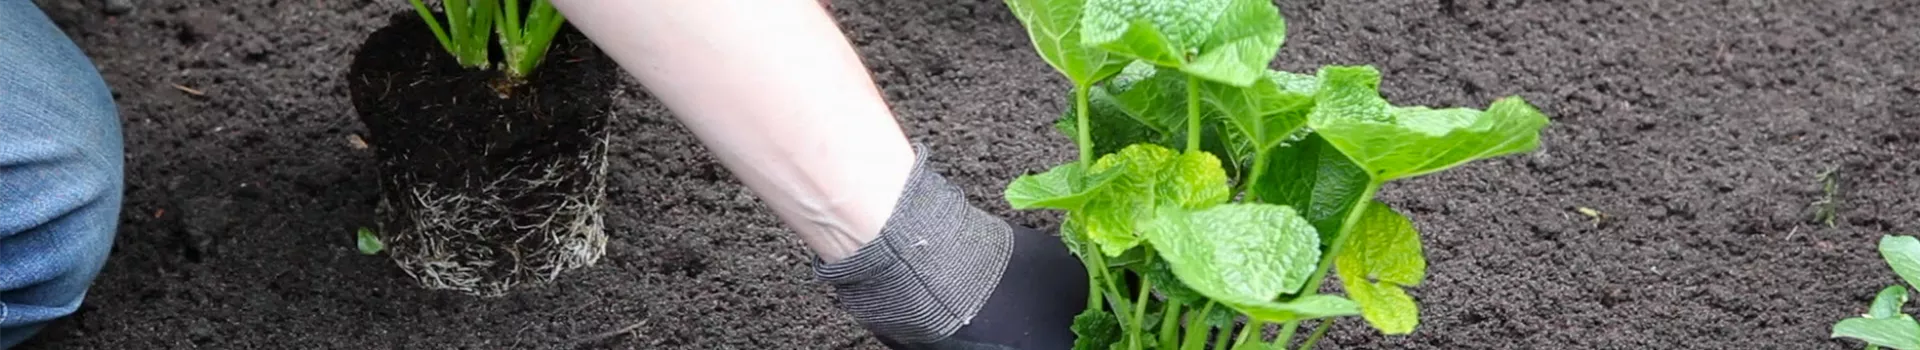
[1813,165,1841,228]
[357,227,385,255]
[409,0,497,68]
[405,0,568,85]
[497,0,568,82]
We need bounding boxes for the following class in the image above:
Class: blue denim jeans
[0,1,125,348]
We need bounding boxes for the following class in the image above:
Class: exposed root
[378,134,611,297]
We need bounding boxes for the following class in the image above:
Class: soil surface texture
[15,0,1920,349]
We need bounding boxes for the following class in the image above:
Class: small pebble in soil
[102,0,135,15]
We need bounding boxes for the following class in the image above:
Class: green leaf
[1873,286,1910,320]
[1161,151,1233,209]
[1147,203,1321,306]
[1076,144,1232,257]
[1883,235,1920,290]
[1266,69,1321,95]
[1005,0,1129,85]
[1072,309,1124,350]
[1006,162,1122,210]
[1220,294,1361,323]
[1337,201,1428,285]
[1344,281,1419,334]
[1307,65,1551,181]
[1180,0,1288,86]
[1335,201,1426,334]
[1145,257,1204,304]
[356,227,384,255]
[1079,0,1285,86]
[1197,73,1313,153]
[1057,84,1168,159]
[1097,61,1190,136]
[1078,63,1253,174]
[1834,315,1920,349]
[1252,134,1371,241]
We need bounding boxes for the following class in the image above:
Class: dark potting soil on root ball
[345,10,618,297]
[14,0,1919,349]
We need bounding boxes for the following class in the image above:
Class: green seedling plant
[998,0,1551,348]
[407,0,567,86]
[1833,235,1920,349]
[358,227,385,255]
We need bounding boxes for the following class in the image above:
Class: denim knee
[0,1,125,348]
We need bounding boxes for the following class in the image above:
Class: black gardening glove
[814,148,1089,350]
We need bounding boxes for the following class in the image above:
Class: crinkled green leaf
[1308,65,1551,181]
[1071,309,1124,350]
[1079,0,1285,86]
[1079,0,1224,66]
[1147,203,1321,304]
[1834,315,1920,349]
[1883,235,1920,290]
[1006,162,1122,210]
[1266,69,1321,95]
[1004,0,1129,85]
[1198,73,1313,154]
[1077,144,1177,257]
[1074,195,1149,258]
[1161,151,1232,208]
[1220,294,1361,323]
[1252,134,1370,241]
[1077,144,1231,257]
[1180,0,1287,86]
[1344,281,1418,334]
[1873,286,1910,319]
[1336,201,1426,334]
[1337,201,1428,285]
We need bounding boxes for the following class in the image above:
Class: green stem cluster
[406,0,568,82]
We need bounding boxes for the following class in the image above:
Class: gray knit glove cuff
[813,145,1013,344]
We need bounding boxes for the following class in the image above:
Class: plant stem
[1087,273,1104,311]
[1211,322,1234,350]
[503,0,522,40]
[1243,149,1271,202]
[513,0,566,78]
[408,0,453,54]
[1185,75,1202,153]
[1076,81,1095,167]
[1159,302,1182,350]
[1273,322,1294,348]
[1230,321,1262,350]
[1182,302,1216,350]
[1130,271,1155,350]
[1086,242,1124,309]
[1296,319,1334,350]
[1276,181,1383,345]
[1301,181,1382,295]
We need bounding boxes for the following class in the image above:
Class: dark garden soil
[15,0,1919,349]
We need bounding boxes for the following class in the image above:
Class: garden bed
[16,0,1918,348]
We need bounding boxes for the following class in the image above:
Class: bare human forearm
[549,0,913,263]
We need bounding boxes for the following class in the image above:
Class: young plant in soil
[344,0,618,297]
[1832,235,1920,349]
[999,0,1551,348]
